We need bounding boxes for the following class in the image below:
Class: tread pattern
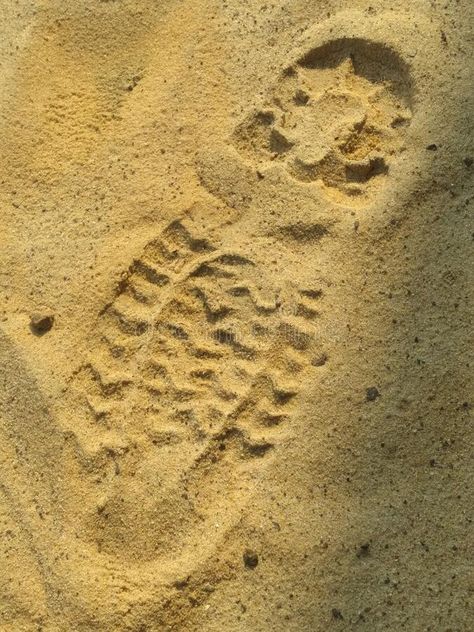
[64,217,326,561]
[71,218,324,457]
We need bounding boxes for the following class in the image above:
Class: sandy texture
[0,1,473,630]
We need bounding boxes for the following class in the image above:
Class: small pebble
[30,311,54,335]
[366,386,380,402]
[312,353,328,367]
[294,88,310,105]
[331,608,344,620]
[243,549,259,569]
[356,542,371,558]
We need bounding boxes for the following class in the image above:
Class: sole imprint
[65,216,325,562]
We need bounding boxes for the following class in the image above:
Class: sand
[0,1,473,630]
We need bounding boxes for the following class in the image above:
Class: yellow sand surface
[0,1,473,630]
